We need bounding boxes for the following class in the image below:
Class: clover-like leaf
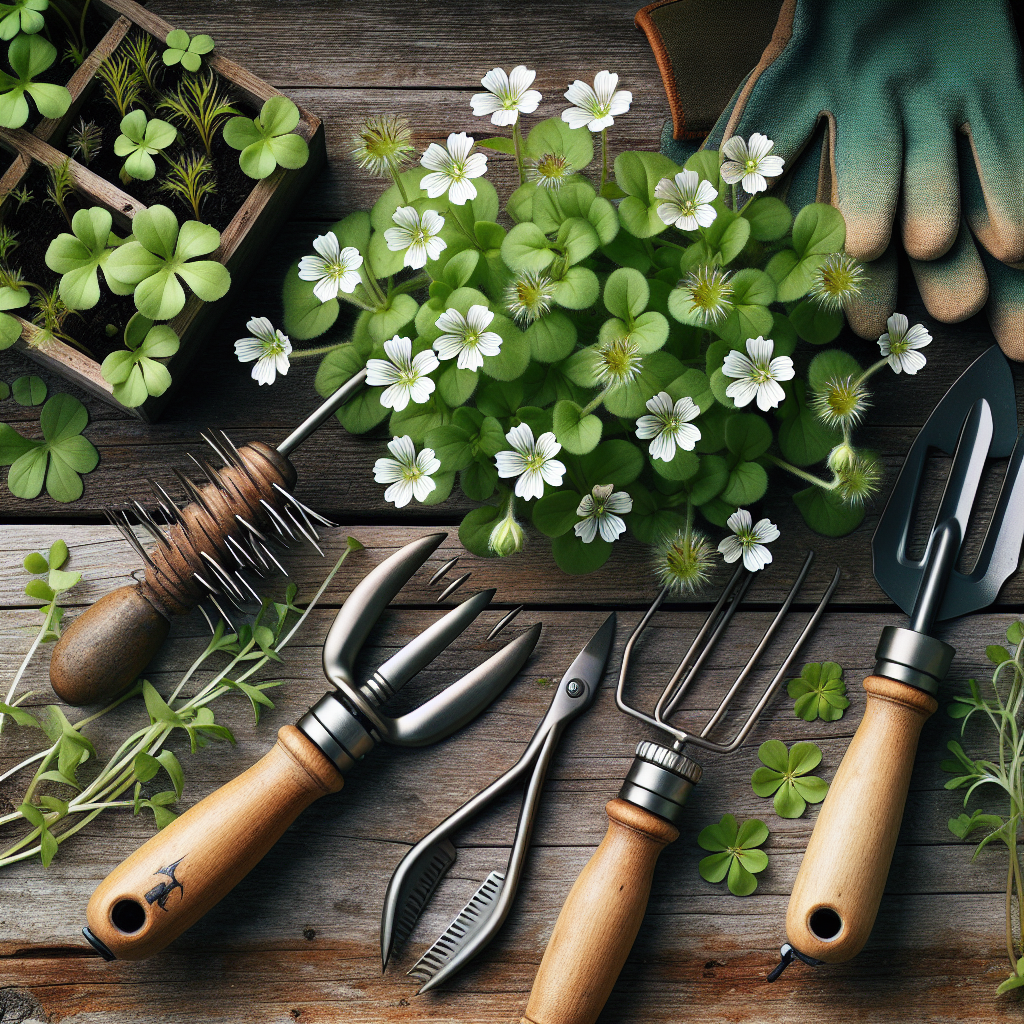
[223,95,309,180]
[697,813,769,896]
[787,661,850,722]
[44,206,128,310]
[162,28,214,72]
[113,110,177,181]
[0,33,71,129]
[104,204,230,320]
[0,0,49,40]
[751,739,829,819]
[0,393,99,502]
[100,313,180,408]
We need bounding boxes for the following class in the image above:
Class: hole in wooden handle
[111,898,146,934]
[808,906,843,941]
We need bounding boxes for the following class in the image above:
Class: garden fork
[82,533,541,961]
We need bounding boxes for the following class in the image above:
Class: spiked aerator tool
[82,534,541,961]
[519,555,839,1024]
[784,345,1024,968]
[49,371,368,707]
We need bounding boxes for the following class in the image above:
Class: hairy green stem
[512,119,526,185]
[769,455,837,491]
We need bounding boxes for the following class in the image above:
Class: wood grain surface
[0,1,1022,1021]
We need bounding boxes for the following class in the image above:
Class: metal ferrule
[618,741,702,825]
[872,625,955,696]
[360,672,395,706]
[298,692,376,772]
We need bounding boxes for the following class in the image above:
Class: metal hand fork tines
[617,552,840,760]
[380,613,617,992]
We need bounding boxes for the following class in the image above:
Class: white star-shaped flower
[654,170,718,231]
[297,231,363,303]
[365,335,439,411]
[635,392,702,461]
[234,316,291,386]
[561,70,632,133]
[495,423,565,501]
[720,133,785,195]
[373,435,440,508]
[574,483,632,543]
[420,132,488,206]
[722,336,795,411]
[384,206,447,269]
[718,508,779,572]
[471,65,542,126]
[433,304,503,371]
[878,313,932,375]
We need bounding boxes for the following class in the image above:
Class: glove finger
[843,241,898,341]
[960,121,1024,265]
[826,108,902,263]
[979,246,1024,361]
[907,219,988,324]
[776,120,828,212]
[900,112,959,261]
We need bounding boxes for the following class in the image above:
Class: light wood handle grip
[520,798,679,1024]
[786,675,937,963]
[85,725,344,960]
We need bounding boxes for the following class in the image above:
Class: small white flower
[365,335,439,411]
[526,151,574,190]
[635,392,701,461]
[373,435,440,508]
[297,231,363,303]
[722,336,795,411]
[433,304,503,371]
[471,65,542,126]
[720,132,785,194]
[574,483,632,543]
[878,313,932,375]
[234,316,291,386]
[561,70,632,132]
[678,265,733,325]
[495,423,565,501]
[655,170,718,231]
[718,508,779,572]
[420,132,488,206]
[595,335,643,387]
[384,206,447,269]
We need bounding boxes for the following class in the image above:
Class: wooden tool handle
[86,725,343,961]
[521,798,678,1024]
[786,675,937,963]
[50,586,170,706]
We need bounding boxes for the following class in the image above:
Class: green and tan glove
[637,0,1024,357]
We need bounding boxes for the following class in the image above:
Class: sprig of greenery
[95,52,144,118]
[67,118,102,166]
[787,661,849,722]
[0,537,362,869]
[697,813,769,896]
[44,155,74,228]
[158,70,237,157]
[157,150,216,221]
[942,622,1024,995]
[751,739,828,818]
[122,32,160,93]
[29,283,85,352]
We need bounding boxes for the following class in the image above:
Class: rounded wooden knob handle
[786,675,937,963]
[85,725,344,960]
[520,798,679,1024]
[50,586,170,706]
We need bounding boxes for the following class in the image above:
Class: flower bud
[489,507,525,557]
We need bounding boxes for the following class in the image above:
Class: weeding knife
[785,345,1024,965]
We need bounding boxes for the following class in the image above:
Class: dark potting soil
[63,29,261,232]
[5,163,138,364]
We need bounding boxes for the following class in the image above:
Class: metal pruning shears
[380,613,616,991]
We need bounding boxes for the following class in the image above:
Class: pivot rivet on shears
[565,679,585,698]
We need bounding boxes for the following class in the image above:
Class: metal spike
[218,430,263,492]
[131,501,171,549]
[437,572,471,603]
[187,451,228,491]
[249,535,289,577]
[147,481,190,532]
[207,593,236,632]
[192,571,219,595]
[172,467,218,518]
[201,552,245,607]
[271,482,335,527]
[284,504,324,555]
[487,605,523,641]
[290,498,322,543]
[104,509,155,568]
[226,534,264,576]
[430,556,460,586]
[235,513,271,546]
[201,430,232,467]
[260,498,297,542]
[196,602,217,635]
[234,569,263,604]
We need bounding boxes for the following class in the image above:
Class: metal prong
[487,605,523,641]
[235,513,271,546]
[437,572,471,603]
[207,593,236,632]
[234,569,263,604]
[259,498,297,542]
[250,535,289,577]
[171,467,217,520]
[104,509,155,568]
[187,452,227,491]
[226,534,264,576]
[284,504,324,554]
[193,571,219,595]
[201,552,245,607]
[197,602,216,635]
[131,501,171,549]
[201,430,232,467]
[271,482,335,527]
[430,556,460,586]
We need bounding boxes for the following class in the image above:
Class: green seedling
[0,0,48,40]
[100,311,179,407]
[697,813,769,896]
[787,661,849,722]
[162,29,214,73]
[751,739,829,818]
[44,206,130,310]
[223,95,309,179]
[0,34,71,129]
[113,110,176,181]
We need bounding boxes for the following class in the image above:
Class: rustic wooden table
[1,2,1023,1021]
